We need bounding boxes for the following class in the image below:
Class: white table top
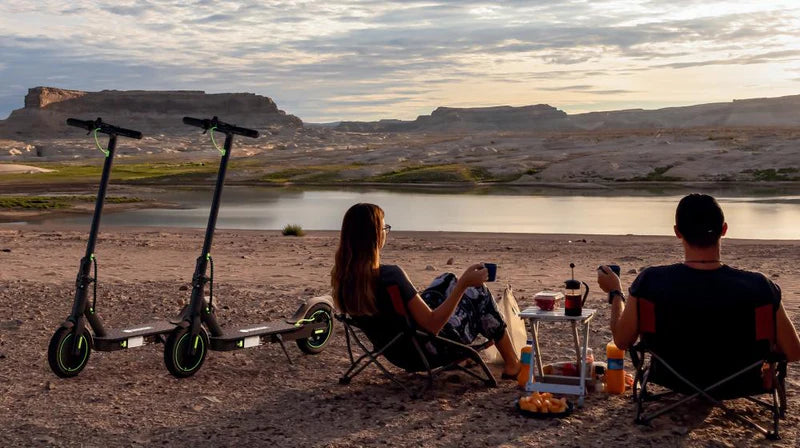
[519,307,596,322]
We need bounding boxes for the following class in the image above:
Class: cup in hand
[483,263,497,282]
[599,264,621,276]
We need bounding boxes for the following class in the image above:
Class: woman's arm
[407,264,488,334]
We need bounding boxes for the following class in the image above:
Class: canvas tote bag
[481,284,528,364]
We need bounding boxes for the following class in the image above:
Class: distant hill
[337,95,800,132]
[0,87,302,139]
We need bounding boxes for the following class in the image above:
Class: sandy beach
[1,225,798,447]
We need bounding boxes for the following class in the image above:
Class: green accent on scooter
[92,129,110,157]
[209,127,225,156]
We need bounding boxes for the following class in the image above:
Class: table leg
[577,320,591,407]
[533,321,544,379]
[571,322,581,367]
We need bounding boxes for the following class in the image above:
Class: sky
[1,0,799,122]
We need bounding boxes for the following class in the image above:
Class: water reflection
[40,187,800,240]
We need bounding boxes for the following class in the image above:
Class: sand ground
[0,226,798,447]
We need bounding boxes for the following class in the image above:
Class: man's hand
[597,265,622,293]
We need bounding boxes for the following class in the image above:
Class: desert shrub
[282,224,305,236]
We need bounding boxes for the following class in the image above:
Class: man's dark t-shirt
[628,263,781,395]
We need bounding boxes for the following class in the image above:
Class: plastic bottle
[605,341,625,394]
[517,345,533,388]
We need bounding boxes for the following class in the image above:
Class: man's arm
[610,294,639,350]
[598,266,639,349]
[776,303,800,362]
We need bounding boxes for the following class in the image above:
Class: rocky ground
[2,126,800,186]
[1,226,798,447]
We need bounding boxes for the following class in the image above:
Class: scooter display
[47,118,177,378]
[163,116,334,378]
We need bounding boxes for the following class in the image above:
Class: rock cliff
[337,95,800,132]
[0,87,302,138]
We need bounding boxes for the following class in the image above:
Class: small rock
[446,257,454,265]
[771,273,779,278]
[0,352,5,359]
[425,265,436,271]
[1,248,10,253]
[191,404,205,412]
[179,285,189,291]
[0,319,22,330]
[202,395,222,403]
[34,435,57,445]
[627,269,637,275]
[45,381,55,391]
[241,255,250,259]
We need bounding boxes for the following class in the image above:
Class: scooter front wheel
[48,327,93,378]
[295,303,334,355]
[163,327,209,378]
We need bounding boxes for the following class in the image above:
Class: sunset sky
[1,0,799,122]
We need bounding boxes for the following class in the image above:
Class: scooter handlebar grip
[228,125,259,139]
[183,116,208,129]
[66,118,94,130]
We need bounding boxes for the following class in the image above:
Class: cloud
[1,1,799,121]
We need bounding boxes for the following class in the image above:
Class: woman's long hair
[331,203,384,315]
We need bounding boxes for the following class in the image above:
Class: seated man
[597,193,800,362]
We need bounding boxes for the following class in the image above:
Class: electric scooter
[163,116,334,378]
[47,118,177,378]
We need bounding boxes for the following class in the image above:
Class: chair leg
[778,375,787,418]
[634,367,649,424]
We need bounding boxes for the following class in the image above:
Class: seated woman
[331,203,520,378]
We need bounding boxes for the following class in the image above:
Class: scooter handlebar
[183,116,259,139]
[66,117,143,140]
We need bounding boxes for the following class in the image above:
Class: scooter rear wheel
[48,327,92,378]
[163,327,209,378]
[296,303,334,354]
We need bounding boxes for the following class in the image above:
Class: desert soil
[0,226,798,447]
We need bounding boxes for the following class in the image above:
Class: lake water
[37,187,800,240]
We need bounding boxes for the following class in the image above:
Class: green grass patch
[630,165,681,182]
[281,224,305,236]
[258,164,364,183]
[369,164,495,183]
[743,168,800,181]
[0,195,141,210]
[1,162,216,184]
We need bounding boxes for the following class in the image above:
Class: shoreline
[3,176,800,191]
[3,222,799,244]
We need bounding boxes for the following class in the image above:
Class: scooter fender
[287,294,333,323]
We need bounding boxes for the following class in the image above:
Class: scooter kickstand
[275,334,294,365]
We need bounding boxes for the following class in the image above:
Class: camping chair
[630,293,788,440]
[336,284,497,398]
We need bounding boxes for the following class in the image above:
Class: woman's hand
[458,263,489,289]
[597,265,622,293]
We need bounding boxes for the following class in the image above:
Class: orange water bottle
[517,345,534,388]
[605,341,625,394]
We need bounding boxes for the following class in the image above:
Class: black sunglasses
[382,224,392,232]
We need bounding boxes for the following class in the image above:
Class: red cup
[535,297,556,311]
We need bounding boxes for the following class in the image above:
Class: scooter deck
[210,320,318,351]
[94,320,175,351]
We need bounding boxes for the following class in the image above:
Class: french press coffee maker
[564,263,590,317]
